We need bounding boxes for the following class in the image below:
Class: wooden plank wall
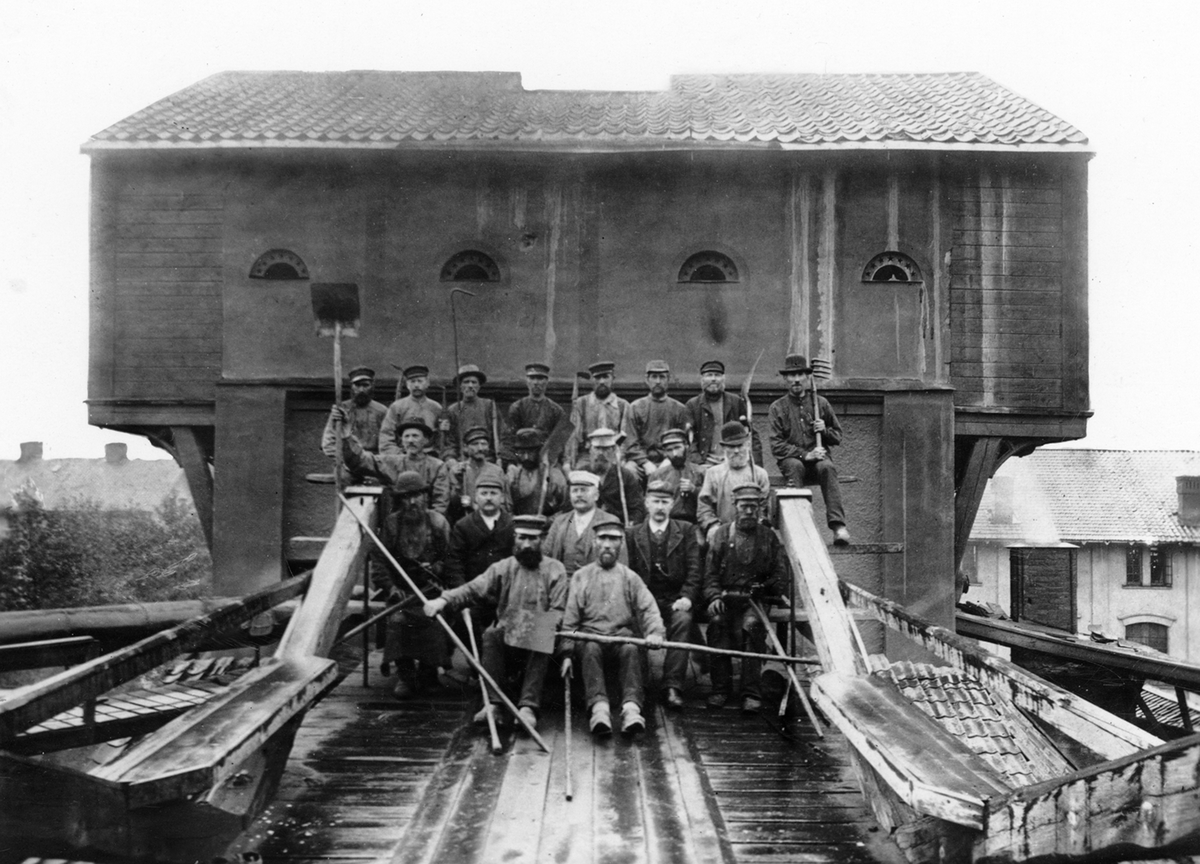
[950,167,1066,410]
[113,193,223,399]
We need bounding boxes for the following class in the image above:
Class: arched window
[1125,621,1169,654]
[862,252,922,284]
[249,249,309,280]
[440,250,501,282]
[678,251,739,284]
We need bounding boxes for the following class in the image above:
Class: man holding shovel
[423,515,568,733]
[321,366,387,478]
[334,413,450,515]
[507,428,568,517]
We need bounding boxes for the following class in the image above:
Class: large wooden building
[83,71,1090,627]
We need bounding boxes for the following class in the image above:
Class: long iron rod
[557,631,819,665]
[464,608,503,754]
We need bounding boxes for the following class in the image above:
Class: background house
[967,449,1200,663]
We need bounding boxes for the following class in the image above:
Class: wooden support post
[173,426,214,552]
[953,437,1003,574]
[1178,686,1194,733]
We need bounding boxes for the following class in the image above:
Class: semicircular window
[678,251,739,284]
[440,250,501,282]
[249,248,309,280]
[862,252,922,283]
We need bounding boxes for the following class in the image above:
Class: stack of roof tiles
[84,71,1087,150]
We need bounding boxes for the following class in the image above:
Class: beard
[520,456,539,469]
[593,383,612,400]
[736,515,758,532]
[515,547,543,569]
[352,391,372,406]
[597,549,618,568]
[668,453,687,469]
[399,500,426,523]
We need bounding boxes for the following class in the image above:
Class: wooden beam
[172,425,213,551]
[0,637,99,673]
[0,574,309,743]
[954,437,1003,572]
[976,732,1200,863]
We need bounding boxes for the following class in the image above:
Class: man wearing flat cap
[567,361,635,466]
[334,412,451,514]
[685,360,762,468]
[703,484,789,712]
[441,364,503,472]
[425,515,569,733]
[373,470,452,699]
[768,354,849,545]
[450,426,512,522]
[507,427,568,517]
[627,360,690,474]
[560,521,665,735]
[321,367,388,480]
[626,480,703,710]
[545,470,627,577]
[697,421,771,543]
[649,428,705,524]
[380,364,443,456]
[508,362,565,445]
[575,427,646,526]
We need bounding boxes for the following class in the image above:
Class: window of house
[1125,622,1169,654]
[678,251,739,283]
[1150,545,1173,587]
[1125,544,1143,585]
[249,249,309,280]
[440,250,501,282]
[862,252,922,283]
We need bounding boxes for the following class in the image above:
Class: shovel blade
[311,283,361,337]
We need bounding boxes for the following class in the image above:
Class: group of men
[324,354,848,737]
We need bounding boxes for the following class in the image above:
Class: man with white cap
[697,421,771,544]
[545,470,627,576]
[321,366,388,473]
[380,364,443,456]
[575,427,646,526]
[560,521,665,735]
[567,361,635,465]
[627,360,690,473]
[424,514,567,732]
[440,364,503,470]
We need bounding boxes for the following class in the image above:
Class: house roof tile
[972,450,1200,544]
[84,71,1088,152]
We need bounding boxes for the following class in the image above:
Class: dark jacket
[767,392,842,463]
[444,511,515,589]
[703,522,788,605]
[625,519,703,607]
[685,392,763,465]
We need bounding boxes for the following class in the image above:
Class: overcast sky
[1,0,1197,461]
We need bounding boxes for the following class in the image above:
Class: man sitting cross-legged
[560,522,665,736]
[423,515,567,733]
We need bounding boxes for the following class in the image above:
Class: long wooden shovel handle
[463,608,502,754]
[749,599,823,736]
[557,630,819,665]
[564,672,573,801]
[338,493,549,752]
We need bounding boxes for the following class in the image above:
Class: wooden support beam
[954,436,1003,572]
[0,637,99,672]
[0,574,309,743]
[172,425,214,552]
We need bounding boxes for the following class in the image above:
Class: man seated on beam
[560,521,665,736]
[423,515,567,733]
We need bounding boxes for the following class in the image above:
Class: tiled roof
[0,456,190,513]
[972,450,1200,544]
[83,71,1088,152]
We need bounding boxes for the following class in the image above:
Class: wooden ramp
[226,652,902,864]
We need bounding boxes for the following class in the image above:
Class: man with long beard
[506,427,568,517]
[321,366,387,483]
[649,428,704,525]
[703,485,788,712]
[545,471,626,576]
[560,522,665,735]
[567,361,635,466]
[374,471,452,700]
[336,413,450,515]
[684,360,762,468]
[627,360,690,474]
[697,421,770,544]
[575,428,645,526]
[424,515,567,732]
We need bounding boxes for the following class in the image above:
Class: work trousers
[778,457,846,527]
[656,602,694,690]
[481,627,550,711]
[707,599,767,699]
[575,640,644,709]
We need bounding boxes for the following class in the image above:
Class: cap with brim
[659,428,688,448]
[568,470,600,488]
[463,426,490,445]
[645,360,670,374]
[395,420,434,439]
[733,484,764,502]
[474,471,505,491]
[402,365,430,379]
[645,479,676,499]
[588,361,615,377]
[591,521,626,537]
[778,354,813,375]
[524,362,550,377]
[699,360,725,375]
[348,366,375,383]
[513,514,548,533]
[587,427,621,447]
[393,471,429,496]
[514,428,545,450]
[456,364,487,385]
[719,420,749,446]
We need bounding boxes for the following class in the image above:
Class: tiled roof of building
[0,448,189,513]
[83,71,1088,152]
[972,449,1200,544]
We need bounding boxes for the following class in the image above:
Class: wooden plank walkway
[226,652,903,864]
